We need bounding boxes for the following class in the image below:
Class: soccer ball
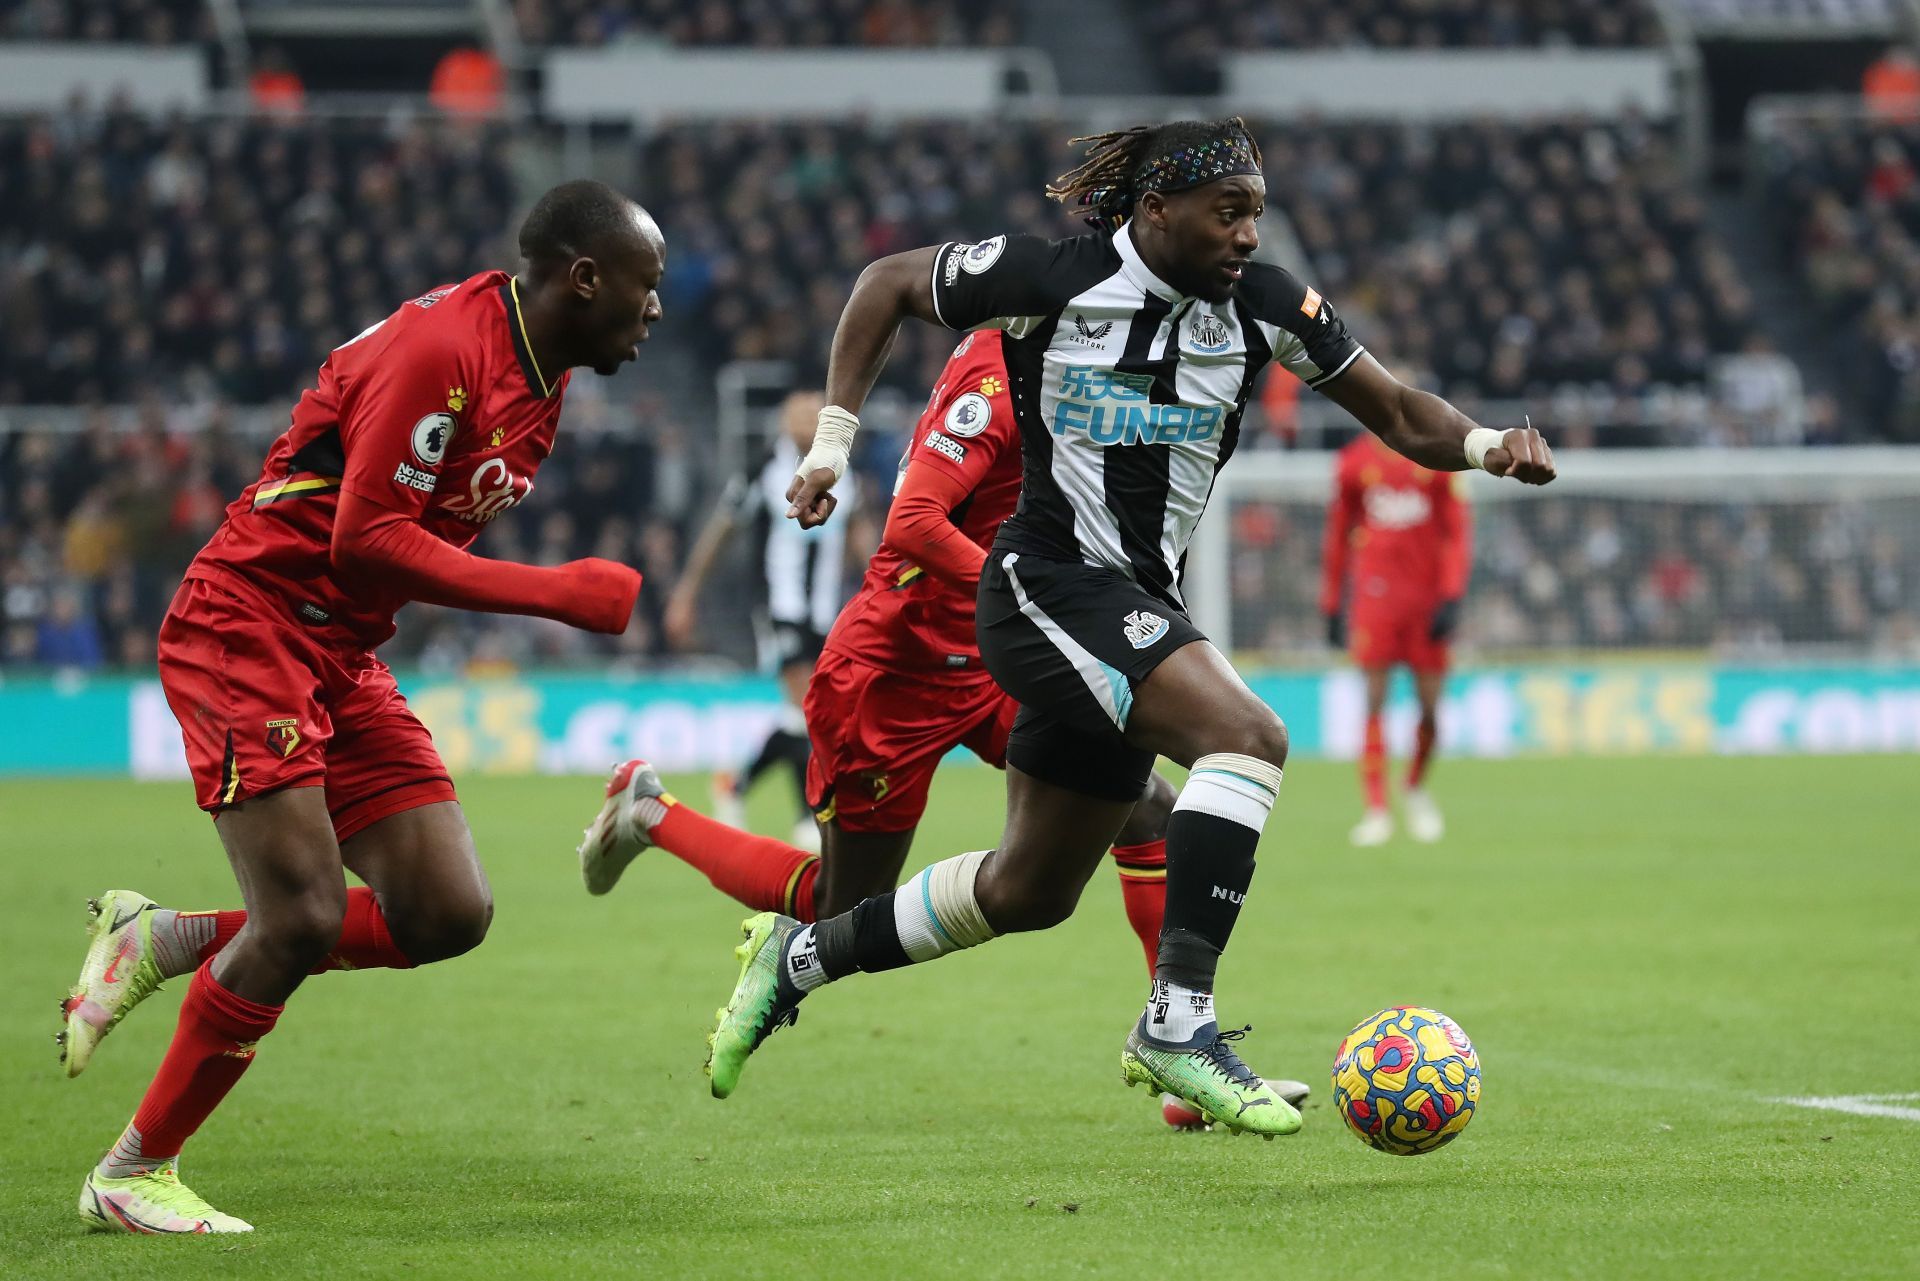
[1331,1006,1480,1155]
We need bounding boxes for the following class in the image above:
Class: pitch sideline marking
[1764,1094,1920,1123]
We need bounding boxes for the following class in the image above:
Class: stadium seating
[1131,0,1664,92]
[0,110,519,407]
[1759,112,1920,441]
[1131,0,1662,52]
[0,403,690,669]
[1273,118,1758,403]
[512,0,1019,48]
[642,118,1073,399]
[644,116,1761,412]
[1671,0,1899,28]
[0,0,210,43]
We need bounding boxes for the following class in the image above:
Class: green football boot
[1122,1019,1303,1138]
[60,890,168,1078]
[705,912,806,1099]
[80,1160,253,1234]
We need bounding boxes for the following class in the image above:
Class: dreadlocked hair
[1047,117,1262,231]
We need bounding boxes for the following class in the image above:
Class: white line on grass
[1765,1094,1920,1122]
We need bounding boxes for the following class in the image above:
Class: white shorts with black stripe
[975,550,1204,802]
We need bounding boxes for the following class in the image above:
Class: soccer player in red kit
[1320,431,1472,847]
[57,180,663,1234]
[576,331,1296,1127]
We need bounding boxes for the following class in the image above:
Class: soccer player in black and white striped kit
[666,391,854,848]
[706,118,1556,1130]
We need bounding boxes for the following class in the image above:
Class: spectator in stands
[35,583,104,669]
[1133,0,1662,93]
[430,46,506,116]
[0,108,516,407]
[248,47,306,114]
[511,0,1018,48]
[1763,110,1920,439]
[0,0,210,43]
[1862,45,1920,122]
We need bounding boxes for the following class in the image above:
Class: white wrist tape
[1463,427,1504,471]
[797,404,861,485]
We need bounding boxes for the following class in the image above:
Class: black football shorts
[975,550,1204,802]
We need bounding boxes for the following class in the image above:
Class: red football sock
[1407,714,1438,790]
[1110,839,1168,974]
[1361,713,1389,811]
[315,886,414,971]
[183,887,413,973]
[123,961,282,1163]
[186,910,245,965]
[652,801,821,919]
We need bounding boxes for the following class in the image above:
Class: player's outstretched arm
[332,489,641,633]
[662,502,739,649]
[1320,354,1556,486]
[787,247,947,527]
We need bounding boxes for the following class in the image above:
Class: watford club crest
[265,717,301,758]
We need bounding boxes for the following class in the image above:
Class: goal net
[1187,447,1920,665]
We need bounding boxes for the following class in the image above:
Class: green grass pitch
[1,756,1915,1279]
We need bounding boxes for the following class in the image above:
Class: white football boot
[578,759,667,895]
[1404,790,1445,843]
[1348,808,1394,847]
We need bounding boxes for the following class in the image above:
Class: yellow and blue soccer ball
[1331,1006,1481,1155]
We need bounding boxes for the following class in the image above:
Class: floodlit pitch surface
[1,756,1913,1279]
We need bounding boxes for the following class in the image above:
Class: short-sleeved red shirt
[1320,433,1471,615]
[186,270,570,648]
[822,329,1021,678]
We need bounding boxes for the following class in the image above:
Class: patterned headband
[1076,130,1262,231]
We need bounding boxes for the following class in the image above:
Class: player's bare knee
[258,883,349,971]
[1208,708,1289,770]
[390,886,493,964]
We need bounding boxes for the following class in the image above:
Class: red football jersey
[187,269,570,647]
[1319,433,1471,615]
[823,329,1020,678]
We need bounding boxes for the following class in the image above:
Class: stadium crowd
[1275,118,1760,403]
[0,110,519,408]
[645,116,1765,422]
[1761,112,1920,442]
[0,394,718,672]
[0,0,208,43]
[1,66,1912,673]
[1131,0,1663,92]
[643,119,1071,401]
[512,0,1018,48]
[1671,0,1901,28]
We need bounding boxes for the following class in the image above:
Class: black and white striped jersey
[928,226,1363,611]
[724,451,855,635]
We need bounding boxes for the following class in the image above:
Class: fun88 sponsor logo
[1054,366,1222,446]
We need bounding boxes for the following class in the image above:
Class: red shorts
[157,579,456,842]
[1350,598,1450,674]
[803,650,1017,834]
